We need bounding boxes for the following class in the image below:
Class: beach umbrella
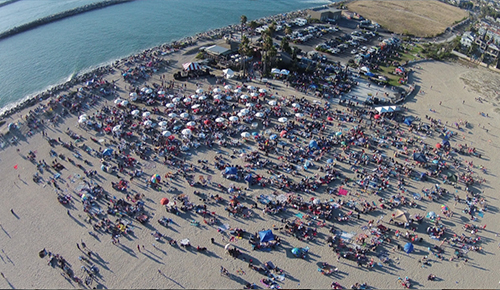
[295,113,304,118]
[142,112,151,118]
[129,92,137,98]
[102,148,113,156]
[326,158,333,164]
[191,104,201,109]
[131,110,140,116]
[271,68,281,74]
[224,85,232,90]
[214,95,222,100]
[426,211,436,219]
[146,88,153,94]
[247,85,255,90]
[240,94,249,100]
[168,113,177,118]
[183,97,192,103]
[180,239,190,246]
[186,121,196,127]
[233,88,242,94]
[250,92,258,97]
[198,132,206,139]
[291,248,301,256]
[151,174,161,183]
[393,209,409,223]
[278,117,288,123]
[79,114,88,119]
[441,205,449,211]
[292,103,300,108]
[180,112,189,119]
[403,242,414,254]
[181,128,192,136]
[112,125,122,132]
[172,97,181,103]
[120,100,129,106]
[255,112,264,118]
[143,120,152,127]
[280,69,290,75]
[258,230,275,243]
[114,98,122,105]
[223,68,234,78]
[224,243,232,251]
[240,108,250,115]
[269,134,278,140]
[215,117,226,123]
[196,88,203,94]
[246,103,255,107]
[78,118,87,124]
[229,116,239,122]
[198,95,207,100]
[213,88,222,93]
[160,198,169,205]
[165,103,175,108]
[335,131,342,136]
[226,96,233,101]
[280,130,287,137]
[203,119,211,125]
[158,90,165,95]
[162,131,172,137]
[259,88,267,93]
[435,143,442,149]
[241,132,251,138]
[268,100,277,106]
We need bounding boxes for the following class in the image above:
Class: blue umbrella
[326,159,333,164]
[258,230,275,243]
[291,248,300,256]
[403,242,414,254]
[269,134,278,140]
[102,148,113,156]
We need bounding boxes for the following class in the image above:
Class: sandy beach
[0,33,499,290]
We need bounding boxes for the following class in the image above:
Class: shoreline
[0,7,312,122]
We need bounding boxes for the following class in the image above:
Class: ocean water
[0,0,332,114]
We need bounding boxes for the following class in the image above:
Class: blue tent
[259,230,275,243]
[442,139,450,147]
[102,148,113,156]
[225,167,237,175]
[366,72,375,77]
[245,174,253,183]
[404,117,413,126]
[403,242,414,254]
[413,153,427,163]
[309,140,319,150]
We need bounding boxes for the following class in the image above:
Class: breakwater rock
[0,0,134,41]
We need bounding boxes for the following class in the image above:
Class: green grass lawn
[376,44,424,87]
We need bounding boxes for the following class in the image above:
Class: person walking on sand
[137,245,141,253]
[77,243,81,250]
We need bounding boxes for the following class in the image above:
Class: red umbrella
[160,198,169,205]
[280,130,287,137]
[374,114,381,119]
[204,119,211,125]
[327,116,333,121]
[435,143,442,149]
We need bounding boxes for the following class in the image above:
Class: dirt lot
[347,0,468,37]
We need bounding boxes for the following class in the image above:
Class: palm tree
[285,26,292,36]
[239,35,251,77]
[262,36,275,75]
[240,15,247,74]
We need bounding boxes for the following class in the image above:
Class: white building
[461,31,475,47]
